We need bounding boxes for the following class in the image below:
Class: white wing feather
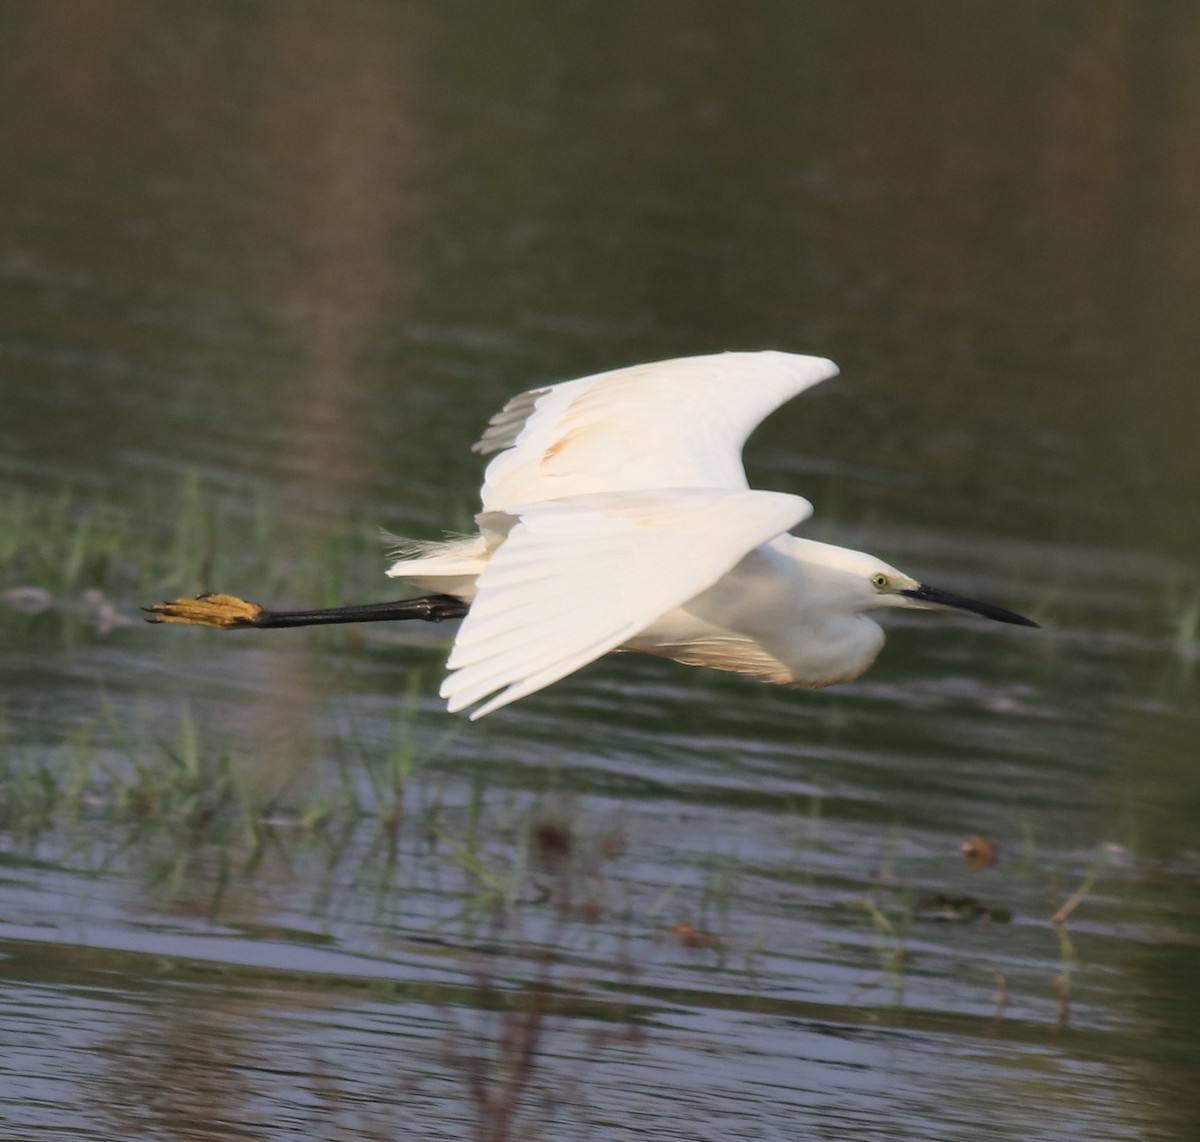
[474,351,837,511]
[440,488,812,719]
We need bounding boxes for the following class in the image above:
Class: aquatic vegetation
[0,478,391,634]
[0,707,61,839]
[1165,584,1199,661]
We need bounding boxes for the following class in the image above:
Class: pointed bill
[900,584,1039,627]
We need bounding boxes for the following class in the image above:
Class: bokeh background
[2,3,1198,1139]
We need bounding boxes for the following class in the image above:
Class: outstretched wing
[474,351,837,512]
[441,488,811,719]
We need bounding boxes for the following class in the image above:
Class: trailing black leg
[145,592,469,630]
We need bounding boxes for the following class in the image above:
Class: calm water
[2,2,1198,1139]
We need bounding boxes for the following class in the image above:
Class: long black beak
[900,584,1039,628]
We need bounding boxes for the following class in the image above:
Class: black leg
[255,594,469,628]
[145,592,469,629]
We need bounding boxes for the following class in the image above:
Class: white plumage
[387,351,1037,719]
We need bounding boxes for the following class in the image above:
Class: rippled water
[2,3,1198,1139]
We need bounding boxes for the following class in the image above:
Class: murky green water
[2,2,1198,1138]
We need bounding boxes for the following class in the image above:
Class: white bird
[149,351,1037,718]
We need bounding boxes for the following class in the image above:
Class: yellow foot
[144,593,266,628]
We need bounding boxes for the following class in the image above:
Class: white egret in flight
[149,352,1037,718]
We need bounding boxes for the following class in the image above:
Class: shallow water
[2,2,1199,1139]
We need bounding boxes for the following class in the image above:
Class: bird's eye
[871,572,890,590]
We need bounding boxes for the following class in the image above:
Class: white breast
[624,538,887,688]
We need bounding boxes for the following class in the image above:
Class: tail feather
[382,530,474,560]
[384,533,487,598]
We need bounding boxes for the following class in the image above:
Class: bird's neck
[776,536,876,608]
[759,537,885,683]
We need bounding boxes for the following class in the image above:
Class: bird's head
[806,542,1038,628]
[857,558,1038,628]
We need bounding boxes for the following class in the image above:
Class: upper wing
[473,351,838,512]
[441,488,811,719]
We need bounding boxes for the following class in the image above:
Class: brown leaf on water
[531,819,573,861]
[667,923,722,951]
[961,835,998,869]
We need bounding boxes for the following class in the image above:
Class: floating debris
[2,584,135,633]
[2,585,52,613]
[961,835,998,869]
[80,587,136,634]
[914,894,1011,924]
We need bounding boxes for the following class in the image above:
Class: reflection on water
[2,1,1199,1139]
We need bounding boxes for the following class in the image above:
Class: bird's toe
[143,593,266,628]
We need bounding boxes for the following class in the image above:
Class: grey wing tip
[470,386,552,455]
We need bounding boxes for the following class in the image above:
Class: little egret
[149,351,1037,718]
